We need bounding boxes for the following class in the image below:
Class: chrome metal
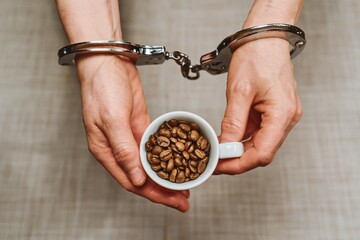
[165,51,201,80]
[58,24,306,80]
[58,40,167,66]
[199,23,306,75]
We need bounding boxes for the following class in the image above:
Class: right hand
[76,55,190,212]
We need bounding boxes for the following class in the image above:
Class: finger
[87,116,189,212]
[216,109,291,175]
[220,65,254,143]
[180,190,190,199]
[135,180,190,212]
[128,65,151,144]
[101,118,146,187]
[92,144,190,212]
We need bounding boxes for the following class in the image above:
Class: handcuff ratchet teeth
[58,24,306,80]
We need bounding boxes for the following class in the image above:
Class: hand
[76,55,190,212]
[215,38,303,174]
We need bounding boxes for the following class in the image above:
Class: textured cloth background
[1,0,359,239]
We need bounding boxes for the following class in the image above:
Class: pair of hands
[76,38,302,213]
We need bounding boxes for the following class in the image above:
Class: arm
[56,0,190,212]
[216,0,304,174]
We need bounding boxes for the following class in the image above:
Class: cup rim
[140,111,219,190]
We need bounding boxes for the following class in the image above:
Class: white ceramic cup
[140,111,244,190]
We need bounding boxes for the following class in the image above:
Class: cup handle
[219,142,244,159]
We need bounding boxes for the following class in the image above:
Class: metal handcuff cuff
[58,24,306,80]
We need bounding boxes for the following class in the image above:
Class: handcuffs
[58,24,306,80]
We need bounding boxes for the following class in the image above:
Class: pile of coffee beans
[145,119,211,183]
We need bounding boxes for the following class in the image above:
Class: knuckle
[87,141,100,157]
[87,143,97,156]
[257,152,274,167]
[284,102,297,118]
[113,143,137,165]
[227,79,253,97]
[221,117,243,134]
[101,110,117,128]
[122,183,134,193]
[294,104,303,123]
[100,110,128,130]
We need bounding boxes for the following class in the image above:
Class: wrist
[56,0,122,43]
[243,0,303,29]
[233,37,291,61]
[76,55,132,85]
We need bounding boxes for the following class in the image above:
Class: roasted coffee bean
[197,159,207,174]
[185,168,190,177]
[175,142,185,152]
[170,144,179,153]
[148,157,160,165]
[152,146,163,155]
[184,141,191,151]
[204,142,210,153]
[169,169,177,182]
[149,135,157,146]
[189,153,198,160]
[194,149,206,159]
[159,128,171,138]
[187,144,195,153]
[189,165,197,173]
[174,153,181,159]
[182,151,190,160]
[202,157,209,164]
[185,178,190,182]
[167,158,175,172]
[179,166,185,170]
[147,152,153,161]
[189,173,199,180]
[190,160,197,168]
[159,122,167,129]
[160,149,172,161]
[145,141,153,152]
[168,119,178,127]
[200,138,208,150]
[189,130,199,142]
[182,159,188,167]
[165,121,172,130]
[176,171,185,183]
[157,136,170,147]
[178,120,189,125]
[171,127,178,137]
[177,128,187,139]
[197,136,208,150]
[151,165,162,172]
[170,137,178,143]
[160,161,167,171]
[157,171,169,179]
[179,123,191,133]
[178,138,186,144]
[174,157,182,167]
[189,122,200,131]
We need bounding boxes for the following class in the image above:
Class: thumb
[220,87,253,143]
[104,120,147,187]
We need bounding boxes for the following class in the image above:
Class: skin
[56,0,303,212]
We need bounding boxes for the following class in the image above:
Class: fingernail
[130,167,146,186]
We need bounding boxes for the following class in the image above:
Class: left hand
[215,38,303,174]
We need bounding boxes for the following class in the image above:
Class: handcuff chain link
[165,51,203,80]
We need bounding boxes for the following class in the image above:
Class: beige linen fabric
[0,0,359,239]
